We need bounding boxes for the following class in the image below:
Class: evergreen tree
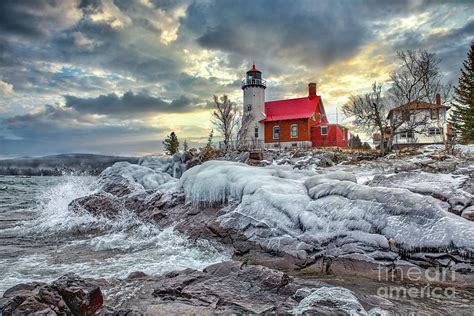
[183,139,188,151]
[449,42,474,143]
[349,134,363,149]
[206,129,214,149]
[163,132,179,155]
[361,142,372,150]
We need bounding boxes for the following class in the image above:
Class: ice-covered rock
[179,161,474,253]
[139,153,187,178]
[176,160,474,284]
[462,206,474,221]
[101,161,176,192]
[71,147,474,286]
[291,287,366,315]
[368,172,472,216]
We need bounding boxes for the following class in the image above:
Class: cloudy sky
[0,0,472,157]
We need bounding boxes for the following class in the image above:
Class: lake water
[0,175,228,294]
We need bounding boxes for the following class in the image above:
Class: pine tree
[206,129,214,149]
[349,134,363,149]
[183,139,188,151]
[163,132,179,155]
[449,42,474,143]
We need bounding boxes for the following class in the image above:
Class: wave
[0,176,229,294]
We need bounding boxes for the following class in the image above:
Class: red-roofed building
[241,65,348,149]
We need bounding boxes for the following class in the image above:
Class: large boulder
[0,274,103,316]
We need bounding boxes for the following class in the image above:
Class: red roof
[260,96,321,122]
[247,64,260,73]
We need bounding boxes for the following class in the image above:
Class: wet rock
[52,273,104,315]
[105,261,332,314]
[69,193,124,218]
[0,274,103,316]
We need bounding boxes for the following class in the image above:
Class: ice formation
[101,162,176,192]
[178,160,474,254]
[139,153,187,178]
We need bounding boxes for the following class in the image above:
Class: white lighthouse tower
[241,64,266,147]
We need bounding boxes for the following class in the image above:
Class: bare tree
[211,95,240,150]
[345,50,452,154]
[343,82,390,153]
[236,112,253,147]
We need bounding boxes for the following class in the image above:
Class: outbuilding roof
[387,100,449,119]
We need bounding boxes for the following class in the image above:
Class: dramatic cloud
[64,91,207,116]
[0,0,82,38]
[0,0,472,156]
[0,104,164,156]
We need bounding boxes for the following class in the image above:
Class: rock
[52,273,104,315]
[69,193,124,218]
[69,147,474,289]
[105,261,335,314]
[461,206,474,221]
[0,274,103,316]
[291,286,367,314]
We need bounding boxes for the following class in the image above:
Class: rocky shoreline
[1,146,473,314]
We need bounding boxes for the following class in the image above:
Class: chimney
[308,83,317,98]
[436,93,441,105]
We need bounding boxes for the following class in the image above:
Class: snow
[455,144,474,157]
[178,160,474,255]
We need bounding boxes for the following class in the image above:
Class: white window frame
[428,127,442,136]
[254,126,259,138]
[290,124,298,138]
[273,126,280,139]
[400,130,414,138]
[321,126,328,136]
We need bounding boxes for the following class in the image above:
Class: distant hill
[0,153,139,176]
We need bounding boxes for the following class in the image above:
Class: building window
[321,126,328,136]
[292,143,298,147]
[342,128,345,140]
[254,126,259,138]
[273,126,280,139]
[290,124,298,138]
[400,130,414,138]
[428,127,443,135]
[247,104,252,112]
[430,109,439,120]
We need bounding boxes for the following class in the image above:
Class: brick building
[241,65,348,149]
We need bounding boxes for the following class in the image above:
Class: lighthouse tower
[241,64,266,147]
